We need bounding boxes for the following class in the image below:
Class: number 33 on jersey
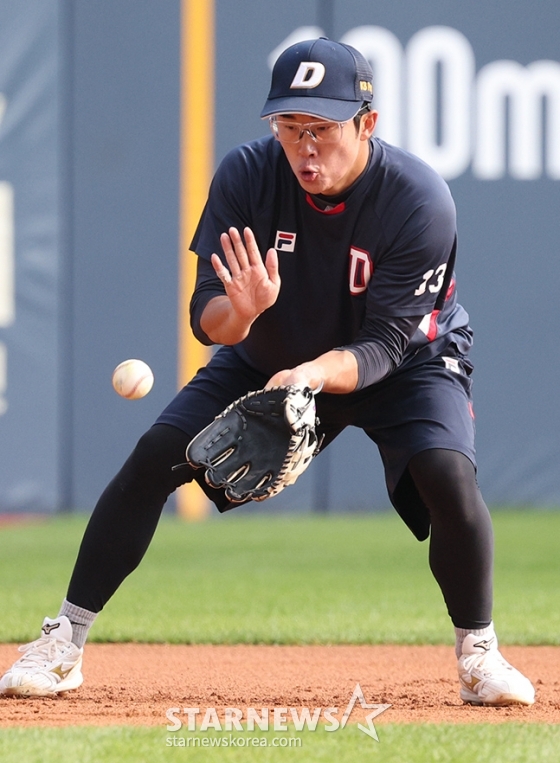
[414,264,448,296]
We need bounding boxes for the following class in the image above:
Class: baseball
[112,359,154,399]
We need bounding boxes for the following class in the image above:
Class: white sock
[58,598,98,649]
[454,622,495,659]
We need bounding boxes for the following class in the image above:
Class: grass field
[0,510,559,761]
[2,723,560,763]
[0,511,559,645]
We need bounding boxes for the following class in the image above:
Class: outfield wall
[1,0,559,513]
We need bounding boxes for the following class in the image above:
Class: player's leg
[398,448,493,631]
[65,423,193,617]
[0,347,266,697]
[0,423,191,698]
[404,448,534,705]
[358,354,535,706]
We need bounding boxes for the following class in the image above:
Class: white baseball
[112,359,154,399]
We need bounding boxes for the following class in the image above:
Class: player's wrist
[300,351,359,394]
[289,363,324,392]
[200,296,256,344]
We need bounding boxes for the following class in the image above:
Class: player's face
[274,111,377,196]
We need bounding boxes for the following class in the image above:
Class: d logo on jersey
[290,62,326,89]
[349,247,373,294]
[275,231,297,252]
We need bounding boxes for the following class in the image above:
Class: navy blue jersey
[190,135,472,381]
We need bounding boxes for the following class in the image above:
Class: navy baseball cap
[261,38,373,122]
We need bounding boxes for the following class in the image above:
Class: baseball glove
[186,385,322,503]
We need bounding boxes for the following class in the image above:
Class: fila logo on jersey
[290,62,326,89]
[349,247,373,294]
[275,231,297,252]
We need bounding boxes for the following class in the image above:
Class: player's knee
[410,448,475,488]
[128,424,192,484]
[408,448,487,523]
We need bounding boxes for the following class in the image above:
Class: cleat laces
[14,636,71,670]
[461,649,513,677]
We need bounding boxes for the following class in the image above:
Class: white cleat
[0,616,83,697]
[458,632,535,706]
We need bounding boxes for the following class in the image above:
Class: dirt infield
[1,644,559,726]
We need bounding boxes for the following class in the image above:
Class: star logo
[339,683,391,742]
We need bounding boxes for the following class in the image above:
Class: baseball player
[0,38,534,706]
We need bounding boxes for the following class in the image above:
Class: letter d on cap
[290,62,326,89]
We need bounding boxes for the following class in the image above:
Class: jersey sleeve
[340,154,459,388]
[190,153,252,262]
[190,139,276,263]
[189,257,226,345]
[188,138,278,345]
[366,170,457,317]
